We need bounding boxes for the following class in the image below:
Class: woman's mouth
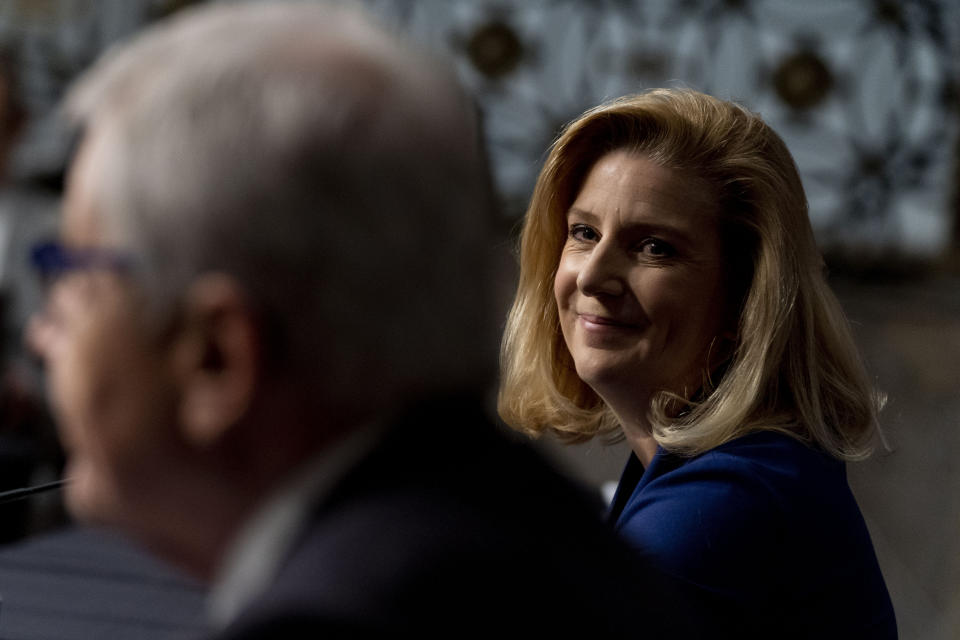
[578,313,640,330]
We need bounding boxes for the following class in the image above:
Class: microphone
[0,479,68,505]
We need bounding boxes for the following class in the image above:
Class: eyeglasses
[29,240,134,285]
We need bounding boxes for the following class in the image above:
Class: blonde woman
[500,89,896,637]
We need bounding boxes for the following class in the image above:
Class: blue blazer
[609,430,897,638]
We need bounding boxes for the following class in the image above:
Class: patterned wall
[1,0,958,261]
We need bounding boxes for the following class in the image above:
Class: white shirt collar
[207,422,383,629]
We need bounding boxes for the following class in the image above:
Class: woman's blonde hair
[498,88,882,460]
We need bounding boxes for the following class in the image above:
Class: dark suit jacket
[213,394,701,638]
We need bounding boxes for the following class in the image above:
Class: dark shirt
[609,430,897,639]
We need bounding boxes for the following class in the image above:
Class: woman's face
[553,150,730,417]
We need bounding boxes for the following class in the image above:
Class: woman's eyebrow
[565,206,600,223]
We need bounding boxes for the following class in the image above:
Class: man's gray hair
[64,1,498,398]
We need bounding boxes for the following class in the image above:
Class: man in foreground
[28,2,691,637]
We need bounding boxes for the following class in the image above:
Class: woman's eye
[638,238,675,257]
[569,224,599,242]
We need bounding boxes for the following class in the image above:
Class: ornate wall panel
[362,0,960,261]
[1,0,958,259]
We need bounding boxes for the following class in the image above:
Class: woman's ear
[170,273,260,448]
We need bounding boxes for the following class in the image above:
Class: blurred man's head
[28,1,496,576]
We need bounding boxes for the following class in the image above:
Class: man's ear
[171,273,260,448]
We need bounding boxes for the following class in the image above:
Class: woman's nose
[576,242,625,297]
